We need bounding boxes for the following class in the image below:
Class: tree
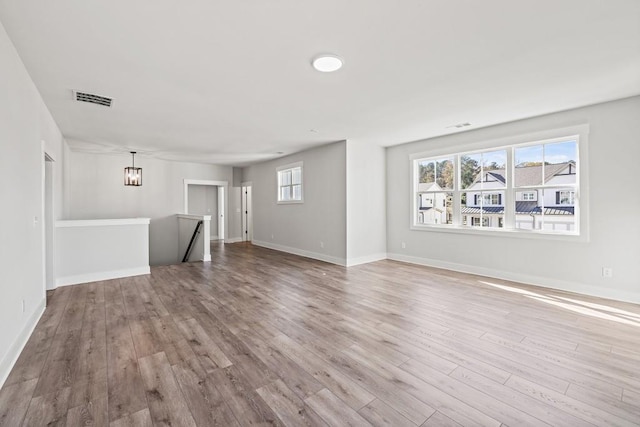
[485,161,502,171]
[460,155,480,189]
[516,161,545,167]
[419,161,435,183]
[436,160,454,189]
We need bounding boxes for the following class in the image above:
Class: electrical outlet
[271,234,274,240]
[602,267,613,278]
[320,241,324,249]
[401,241,406,249]
[22,299,25,313]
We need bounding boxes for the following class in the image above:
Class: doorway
[183,179,227,240]
[241,182,252,242]
[43,152,55,290]
[187,185,220,239]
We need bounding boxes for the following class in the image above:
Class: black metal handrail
[182,220,203,262]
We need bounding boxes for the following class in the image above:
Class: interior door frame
[183,179,228,240]
[41,141,56,292]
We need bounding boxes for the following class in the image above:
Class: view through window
[414,137,579,234]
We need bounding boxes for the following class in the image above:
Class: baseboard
[0,298,46,389]
[346,252,388,267]
[387,252,640,304]
[224,237,243,243]
[210,235,219,240]
[55,266,151,287]
[252,240,347,266]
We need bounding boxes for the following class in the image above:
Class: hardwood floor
[1,242,639,426]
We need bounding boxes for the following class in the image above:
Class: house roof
[473,162,575,187]
[417,182,444,192]
[461,203,574,216]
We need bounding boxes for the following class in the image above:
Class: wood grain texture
[138,352,196,426]
[22,387,70,426]
[0,378,37,426]
[109,408,153,427]
[0,241,639,426]
[421,411,463,427]
[66,395,107,427]
[358,398,415,427]
[305,388,371,427]
[256,379,328,427]
[171,357,240,427]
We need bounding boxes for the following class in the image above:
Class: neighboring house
[464,162,576,231]
[417,182,451,225]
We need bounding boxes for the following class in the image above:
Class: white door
[217,186,225,240]
[242,185,252,242]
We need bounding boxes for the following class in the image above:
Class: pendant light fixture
[124,151,142,186]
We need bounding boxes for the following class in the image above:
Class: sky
[515,140,577,165]
[419,140,577,173]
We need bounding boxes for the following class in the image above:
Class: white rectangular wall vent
[446,122,471,129]
[73,90,113,107]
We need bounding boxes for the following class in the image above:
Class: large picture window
[277,162,303,203]
[412,135,580,236]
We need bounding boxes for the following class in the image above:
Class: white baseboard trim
[387,253,640,304]
[210,235,219,240]
[252,240,347,266]
[202,255,212,262]
[0,298,46,389]
[346,253,388,267]
[224,237,243,243]
[55,266,151,287]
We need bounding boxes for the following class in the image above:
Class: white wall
[55,219,150,286]
[65,151,240,265]
[346,140,387,265]
[387,96,640,303]
[243,142,347,264]
[0,20,66,386]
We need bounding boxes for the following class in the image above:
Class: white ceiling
[1,0,639,166]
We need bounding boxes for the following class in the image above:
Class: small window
[521,191,536,201]
[277,162,303,203]
[483,193,502,205]
[557,190,575,205]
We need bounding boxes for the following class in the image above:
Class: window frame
[409,125,589,241]
[276,161,304,204]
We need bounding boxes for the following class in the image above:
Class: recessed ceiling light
[312,55,344,72]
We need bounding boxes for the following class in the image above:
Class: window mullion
[504,148,515,229]
[453,154,461,226]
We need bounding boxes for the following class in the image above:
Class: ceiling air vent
[446,122,471,129]
[73,90,113,107]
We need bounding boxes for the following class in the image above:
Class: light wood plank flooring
[1,242,639,426]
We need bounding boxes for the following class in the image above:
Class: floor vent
[73,90,113,107]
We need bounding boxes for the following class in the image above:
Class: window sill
[277,200,304,205]
[409,223,588,242]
